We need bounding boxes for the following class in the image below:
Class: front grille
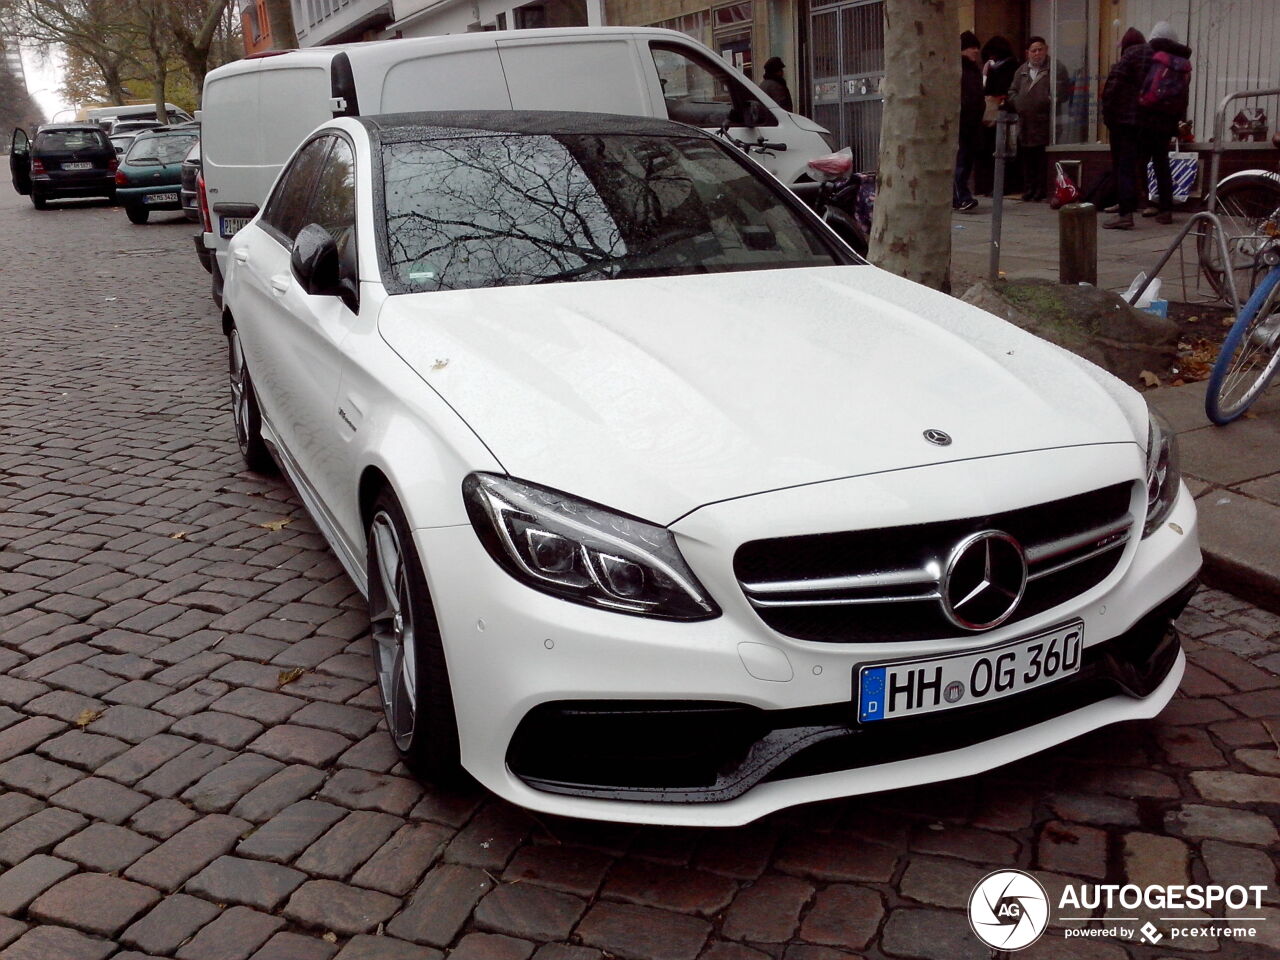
[734,481,1136,643]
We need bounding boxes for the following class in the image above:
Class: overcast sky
[22,43,73,122]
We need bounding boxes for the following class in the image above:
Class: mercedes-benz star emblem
[923,428,952,446]
[941,530,1028,630]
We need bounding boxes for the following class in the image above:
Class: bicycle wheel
[1206,267,1280,424]
[1198,173,1280,302]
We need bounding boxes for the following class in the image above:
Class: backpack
[1139,51,1191,116]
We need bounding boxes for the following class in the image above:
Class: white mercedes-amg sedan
[222,111,1200,826]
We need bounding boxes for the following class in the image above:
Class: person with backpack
[1101,24,1191,229]
[1139,22,1192,223]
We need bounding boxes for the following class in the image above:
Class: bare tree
[2,0,142,104]
[167,0,233,105]
[867,0,957,291]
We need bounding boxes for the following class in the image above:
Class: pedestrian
[1138,21,1193,223]
[976,35,1017,195]
[760,57,793,113]
[1100,27,1149,229]
[1005,36,1072,202]
[954,30,984,212]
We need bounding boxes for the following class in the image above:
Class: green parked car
[116,125,199,224]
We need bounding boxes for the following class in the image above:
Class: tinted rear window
[35,130,110,152]
[127,133,199,164]
[379,131,843,293]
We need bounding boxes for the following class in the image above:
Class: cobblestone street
[0,186,1278,960]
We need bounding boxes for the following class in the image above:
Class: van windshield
[379,131,845,293]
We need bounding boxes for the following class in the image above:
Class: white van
[198,27,834,301]
[84,103,194,132]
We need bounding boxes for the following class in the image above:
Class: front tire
[1206,268,1280,424]
[227,328,276,473]
[367,490,461,781]
[126,204,149,224]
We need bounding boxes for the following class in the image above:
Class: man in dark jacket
[954,31,984,211]
[760,57,793,112]
[1100,28,1150,229]
[1006,36,1073,201]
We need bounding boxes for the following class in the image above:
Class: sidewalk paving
[950,200,1280,614]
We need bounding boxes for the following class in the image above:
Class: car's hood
[379,266,1147,524]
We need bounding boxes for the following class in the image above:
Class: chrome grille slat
[733,482,1136,643]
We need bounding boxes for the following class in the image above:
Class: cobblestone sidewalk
[0,192,1277,960]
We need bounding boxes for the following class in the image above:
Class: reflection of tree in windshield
[381,132,834,292]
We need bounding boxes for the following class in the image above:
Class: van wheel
[31,192,47,210]
[227,328,276,474]
[126,205,149,224]
[366,489,461,781]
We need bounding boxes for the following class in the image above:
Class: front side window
[650,42,774,128]
[262,136,332,243]
[125,133,198,165]
[304,137,357,283]
[379,131,843,294]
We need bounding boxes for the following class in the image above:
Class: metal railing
[1125,211,1241,317]
[1207,87,1280,209]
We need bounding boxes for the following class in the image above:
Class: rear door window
[125,133,198,164]
[35,129,111,153]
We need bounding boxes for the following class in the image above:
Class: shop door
[809,0,884,171]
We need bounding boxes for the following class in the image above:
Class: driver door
[10,129,31,195]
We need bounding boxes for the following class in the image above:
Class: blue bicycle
[1206,227,1280,424]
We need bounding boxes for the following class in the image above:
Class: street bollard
[989,110,1018,282]
[1059,203,1097,285]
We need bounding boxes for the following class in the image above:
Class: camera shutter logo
[968,869,1050,950]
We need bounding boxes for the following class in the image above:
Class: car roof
[356,110,709,143]
[132,125,200,140]
[36,123,108,132]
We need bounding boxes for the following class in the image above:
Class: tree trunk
[264,0,298,49]
[867,0,957,291]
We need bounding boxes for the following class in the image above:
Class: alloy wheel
[368,511,418,749]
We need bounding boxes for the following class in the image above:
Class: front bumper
[415,459,1201,826]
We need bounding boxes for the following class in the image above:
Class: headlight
[1143,410,1181,537]
[463,474,720,621]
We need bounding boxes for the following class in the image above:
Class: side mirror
[740,100,770,128]
[291,223,341,297]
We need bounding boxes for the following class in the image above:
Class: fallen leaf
[1045,823,1080,844]
[169,531,187,540]
[1244,411,1259,419]
[1223,316,1236,328]
[260,517,292,531]
[75,708,102,727]
[277,667,304,687]
[1139,370,1161,387]
[432,358,449,370]
[323,932,337,944]
[1186,315,1199,323]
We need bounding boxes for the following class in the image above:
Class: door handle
[270,275,290,295]
[233,249,249,263]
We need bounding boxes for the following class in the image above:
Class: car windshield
[35,130,109,152]
[379,131,844,293]
[126,133,198,164]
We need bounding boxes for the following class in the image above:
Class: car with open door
[10,123,117,209]
[221,110,1201,827]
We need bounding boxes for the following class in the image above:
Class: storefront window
[1049,0,1090,144]
[713,1,753,76]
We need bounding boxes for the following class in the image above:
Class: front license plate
[63,161,92,170]
[145,192,178,204]
[857,621,1084,723]
[220,216,249,238]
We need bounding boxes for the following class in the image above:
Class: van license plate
[220,216,249,238]
[857,621,1084,723]
[63,162,92,170]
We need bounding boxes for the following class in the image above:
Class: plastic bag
[807,146,853,182]
[1049,161,1079,210]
